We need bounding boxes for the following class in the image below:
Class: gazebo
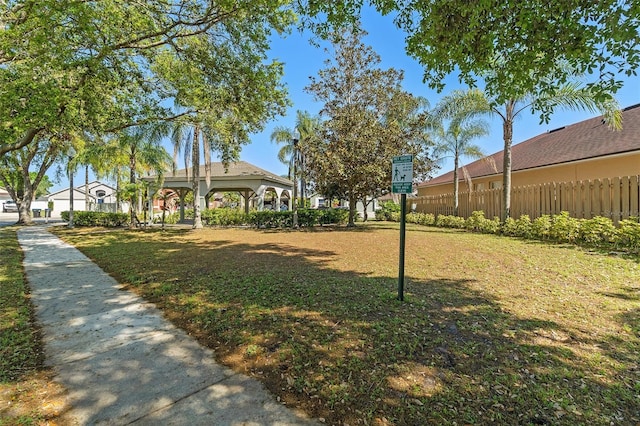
[142,161,293,218]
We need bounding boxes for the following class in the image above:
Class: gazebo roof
[144,161,293,194]
[167,161,289,184]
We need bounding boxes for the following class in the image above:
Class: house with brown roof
[416,103,640,220]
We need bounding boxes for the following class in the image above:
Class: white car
[2,201,18,213]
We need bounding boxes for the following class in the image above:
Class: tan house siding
[418,151,640,198]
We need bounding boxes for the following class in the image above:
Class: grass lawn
[0,227,68,424]
[41,222,640,424]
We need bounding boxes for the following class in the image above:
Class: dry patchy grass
[53,222,640,425]
[0,227,70,425]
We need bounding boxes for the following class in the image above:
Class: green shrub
[616,218,640,251]
[389,211,401,222]
[501,217,518,237]
[406,212,435,226]
[481,216,501,234]
[420,212,436,226]
[298,209,321,227]
[155,212,179,224]
[405,212,418,224]
[435,214,466,229]
[376,201,401,221]
[531,215,552,240]
[465,210,485,231]
[514,215,533,238]
[201,208,247,226]
[405,208,638,253]
[248,210,291,228]
[61,211,128,227]
[200,208,217,225]
[501,215,534,238]
[548,211,580,243]
[220,209,247,226]
[464,211,500,233]
[578,216,617,246]
[319,208,349,225]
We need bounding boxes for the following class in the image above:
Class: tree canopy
[300,1,640,108]
[0,0,293,157]
[304,27,432,225]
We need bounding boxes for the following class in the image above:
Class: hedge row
[61,211,129,227]
[387,210,640,252]
[166,207,350,228]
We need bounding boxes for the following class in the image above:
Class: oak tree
[305,27,432,226]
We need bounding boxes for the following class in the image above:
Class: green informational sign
[392,154,413,194]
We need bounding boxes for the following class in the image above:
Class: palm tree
[171,119,210,229]
[431,112,489,216]
[270,111,321,207]
[116,124,172,226]
[435,84,622,221]
[74,135,116,211]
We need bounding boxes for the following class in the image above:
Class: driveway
[0,211,64,227]
[0,211,18,227]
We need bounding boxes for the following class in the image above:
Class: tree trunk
[192,127,203,229]
[362,197,375,222]
[16,196,33,225]
[14,168,35,225]
[129,151,137,228]
[116,177,121,212]
[347,194,357,227]
[453,153,459,217]
[161,192,168,230]
[502,101,515,222]
[85,165,89,211]
[16,180,35,225]
[300,154,306,205]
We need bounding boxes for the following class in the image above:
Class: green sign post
[392,155,413,301]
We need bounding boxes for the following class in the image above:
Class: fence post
[631,176,639,218]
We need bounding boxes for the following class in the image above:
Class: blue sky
[50,8,639,192]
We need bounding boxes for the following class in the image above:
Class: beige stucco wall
[418,151,640,197]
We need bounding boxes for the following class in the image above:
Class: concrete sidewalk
[18,226,318,425]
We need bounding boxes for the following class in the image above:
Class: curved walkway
[18,226,318,425]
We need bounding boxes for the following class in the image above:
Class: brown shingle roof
[421,103,640,187]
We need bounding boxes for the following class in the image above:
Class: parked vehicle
[2,201,18,213]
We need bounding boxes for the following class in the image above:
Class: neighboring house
[0,187,10,212]
[1,187,13,213]
[416,103,640,220]
[47,181,118,215]
[0,186,48,214]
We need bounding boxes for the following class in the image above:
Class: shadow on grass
[55,227,640,426]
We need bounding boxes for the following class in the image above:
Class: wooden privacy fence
[414,176,640,224]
